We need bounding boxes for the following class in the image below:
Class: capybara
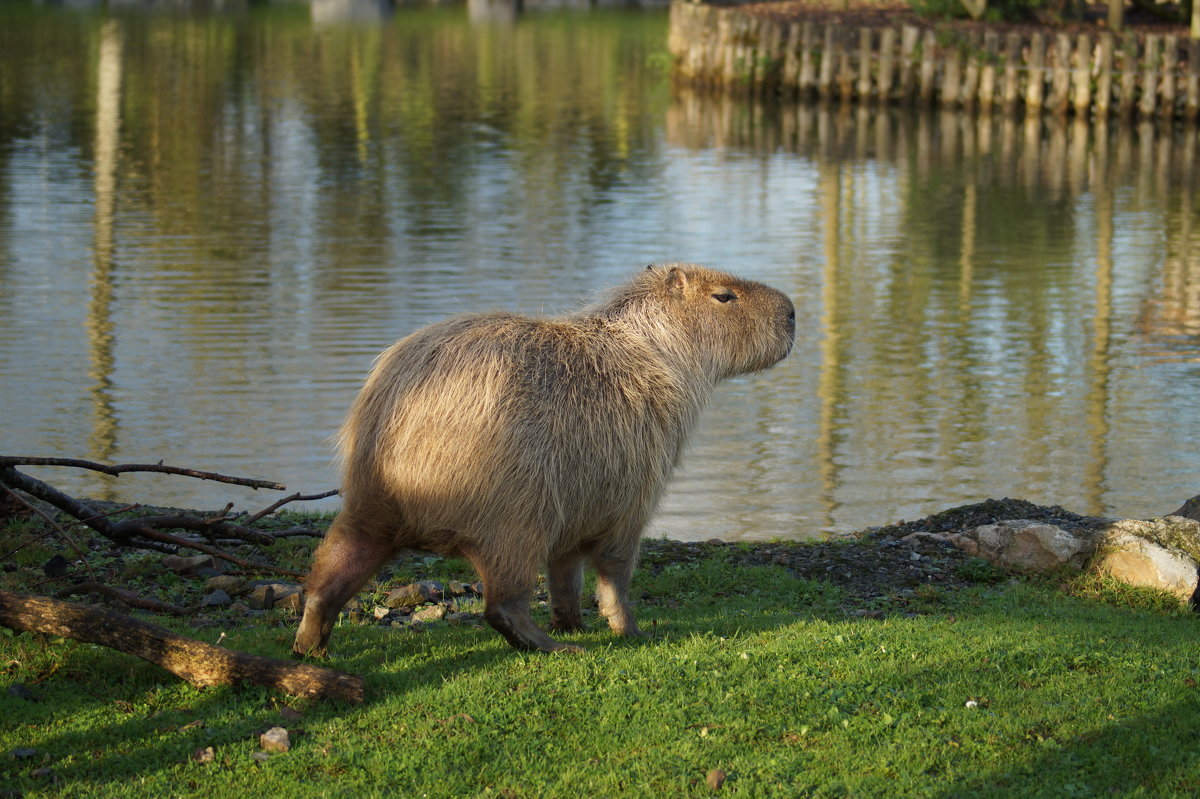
[293,263,795,657]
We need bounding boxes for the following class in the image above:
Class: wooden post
[1161,35,1178,117]
[943,42,962,107]
[1186,39,1200,121]
[1096,32,1114,118]
[961,32,981,110]
[979,31,999,113]
[900,25,920,100]
[799,21,817,96]
[782,22,801,94]
[919,29,938,106]
[1026,33,1047,113]
[879,27,897,101]
[1049,33,1072,115]
[838,30,855,101]
[819,24,837,100]
[1073,33,1093,116]
[858,27,873,99]
[1118,36,1138,118]
[1002,32,1022,113]
[1140,35,1160,117]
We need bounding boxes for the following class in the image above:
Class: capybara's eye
[712,291,736,303]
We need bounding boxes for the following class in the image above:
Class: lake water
[1,0,1198,540]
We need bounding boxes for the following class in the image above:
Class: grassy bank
[3,517,1200,796]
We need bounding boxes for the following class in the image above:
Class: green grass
[3,554,1200,797]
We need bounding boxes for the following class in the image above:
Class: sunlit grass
[3,550,1200,796]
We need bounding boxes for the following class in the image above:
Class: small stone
[42,554,69,578]
[201,589,233,608]
[247,583,301,610]
[259,726,290,753]
[384,584,425,608]
[446,612,482,626]
[279,706,303,722]
[10,747,39,759]
[412,605,447,623]
[706,768,727,790]
[448,580,469,596]
[204,575,247,595]
[274,592,305,613]
[162,554,216,575]
[251,751,271,763]
[193,746,215,763]
[7,683,38,702]
[31,767,55,782]
[373,605,391,620]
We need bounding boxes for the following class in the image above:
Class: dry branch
[0,456,286,490]
[0,589,364,703]
[0,461,327,578]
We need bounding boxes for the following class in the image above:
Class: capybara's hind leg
[293,517,396,658]
[592,540,645,638]
[465,544,583,653]
[548,552,585,633]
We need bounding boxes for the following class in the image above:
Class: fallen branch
[0,589,363,703]
[55,582,198,615]
[0,464,322,577]
[0,456,286,490]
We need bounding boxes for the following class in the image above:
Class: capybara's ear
[664,265,688,293]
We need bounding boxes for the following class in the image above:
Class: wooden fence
[669,0,1200,120]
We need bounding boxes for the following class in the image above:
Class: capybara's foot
[485,600,582,653]
[548,614,587,634]
[291,643,328,660]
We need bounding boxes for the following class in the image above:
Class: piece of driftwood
[0,589,364,703]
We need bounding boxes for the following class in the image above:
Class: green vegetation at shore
[2,520,1199,797]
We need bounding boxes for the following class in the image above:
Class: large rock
[1094,532,1199,603]
[944,514,1200,604]
[1092,517,1200,603]
[951,520,1095,571]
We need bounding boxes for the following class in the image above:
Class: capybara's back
[295,263,795,657]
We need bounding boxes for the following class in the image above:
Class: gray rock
[204,575,248,596]
[950,520,1095,572]
[412,605,447,623]
[259,726,290,753]
[162,554,216,575]
[384,581,443,608]
[201,589,233,607]
[1095,530,1199,603]
[246,583,302,610]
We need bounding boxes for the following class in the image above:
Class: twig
[0,466,303,575]
[0,457,286,491]
[55,582,198,615]
[126,523,304,579]
[0,483,97,582]
[244,488,339,526]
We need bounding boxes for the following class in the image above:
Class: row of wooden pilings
[668,0,1200,120]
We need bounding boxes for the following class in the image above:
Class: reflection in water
[1,5,1198,538]
[88,21,122,473]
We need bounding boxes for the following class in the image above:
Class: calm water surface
[1,1,1198,539]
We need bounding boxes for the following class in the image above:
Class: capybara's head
[606,263,795,380]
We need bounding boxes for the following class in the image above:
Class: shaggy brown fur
[294,263,795,657]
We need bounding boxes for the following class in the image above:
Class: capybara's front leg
[592,540,646,639]
[294,518,396,659]
[548,552,586,633]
